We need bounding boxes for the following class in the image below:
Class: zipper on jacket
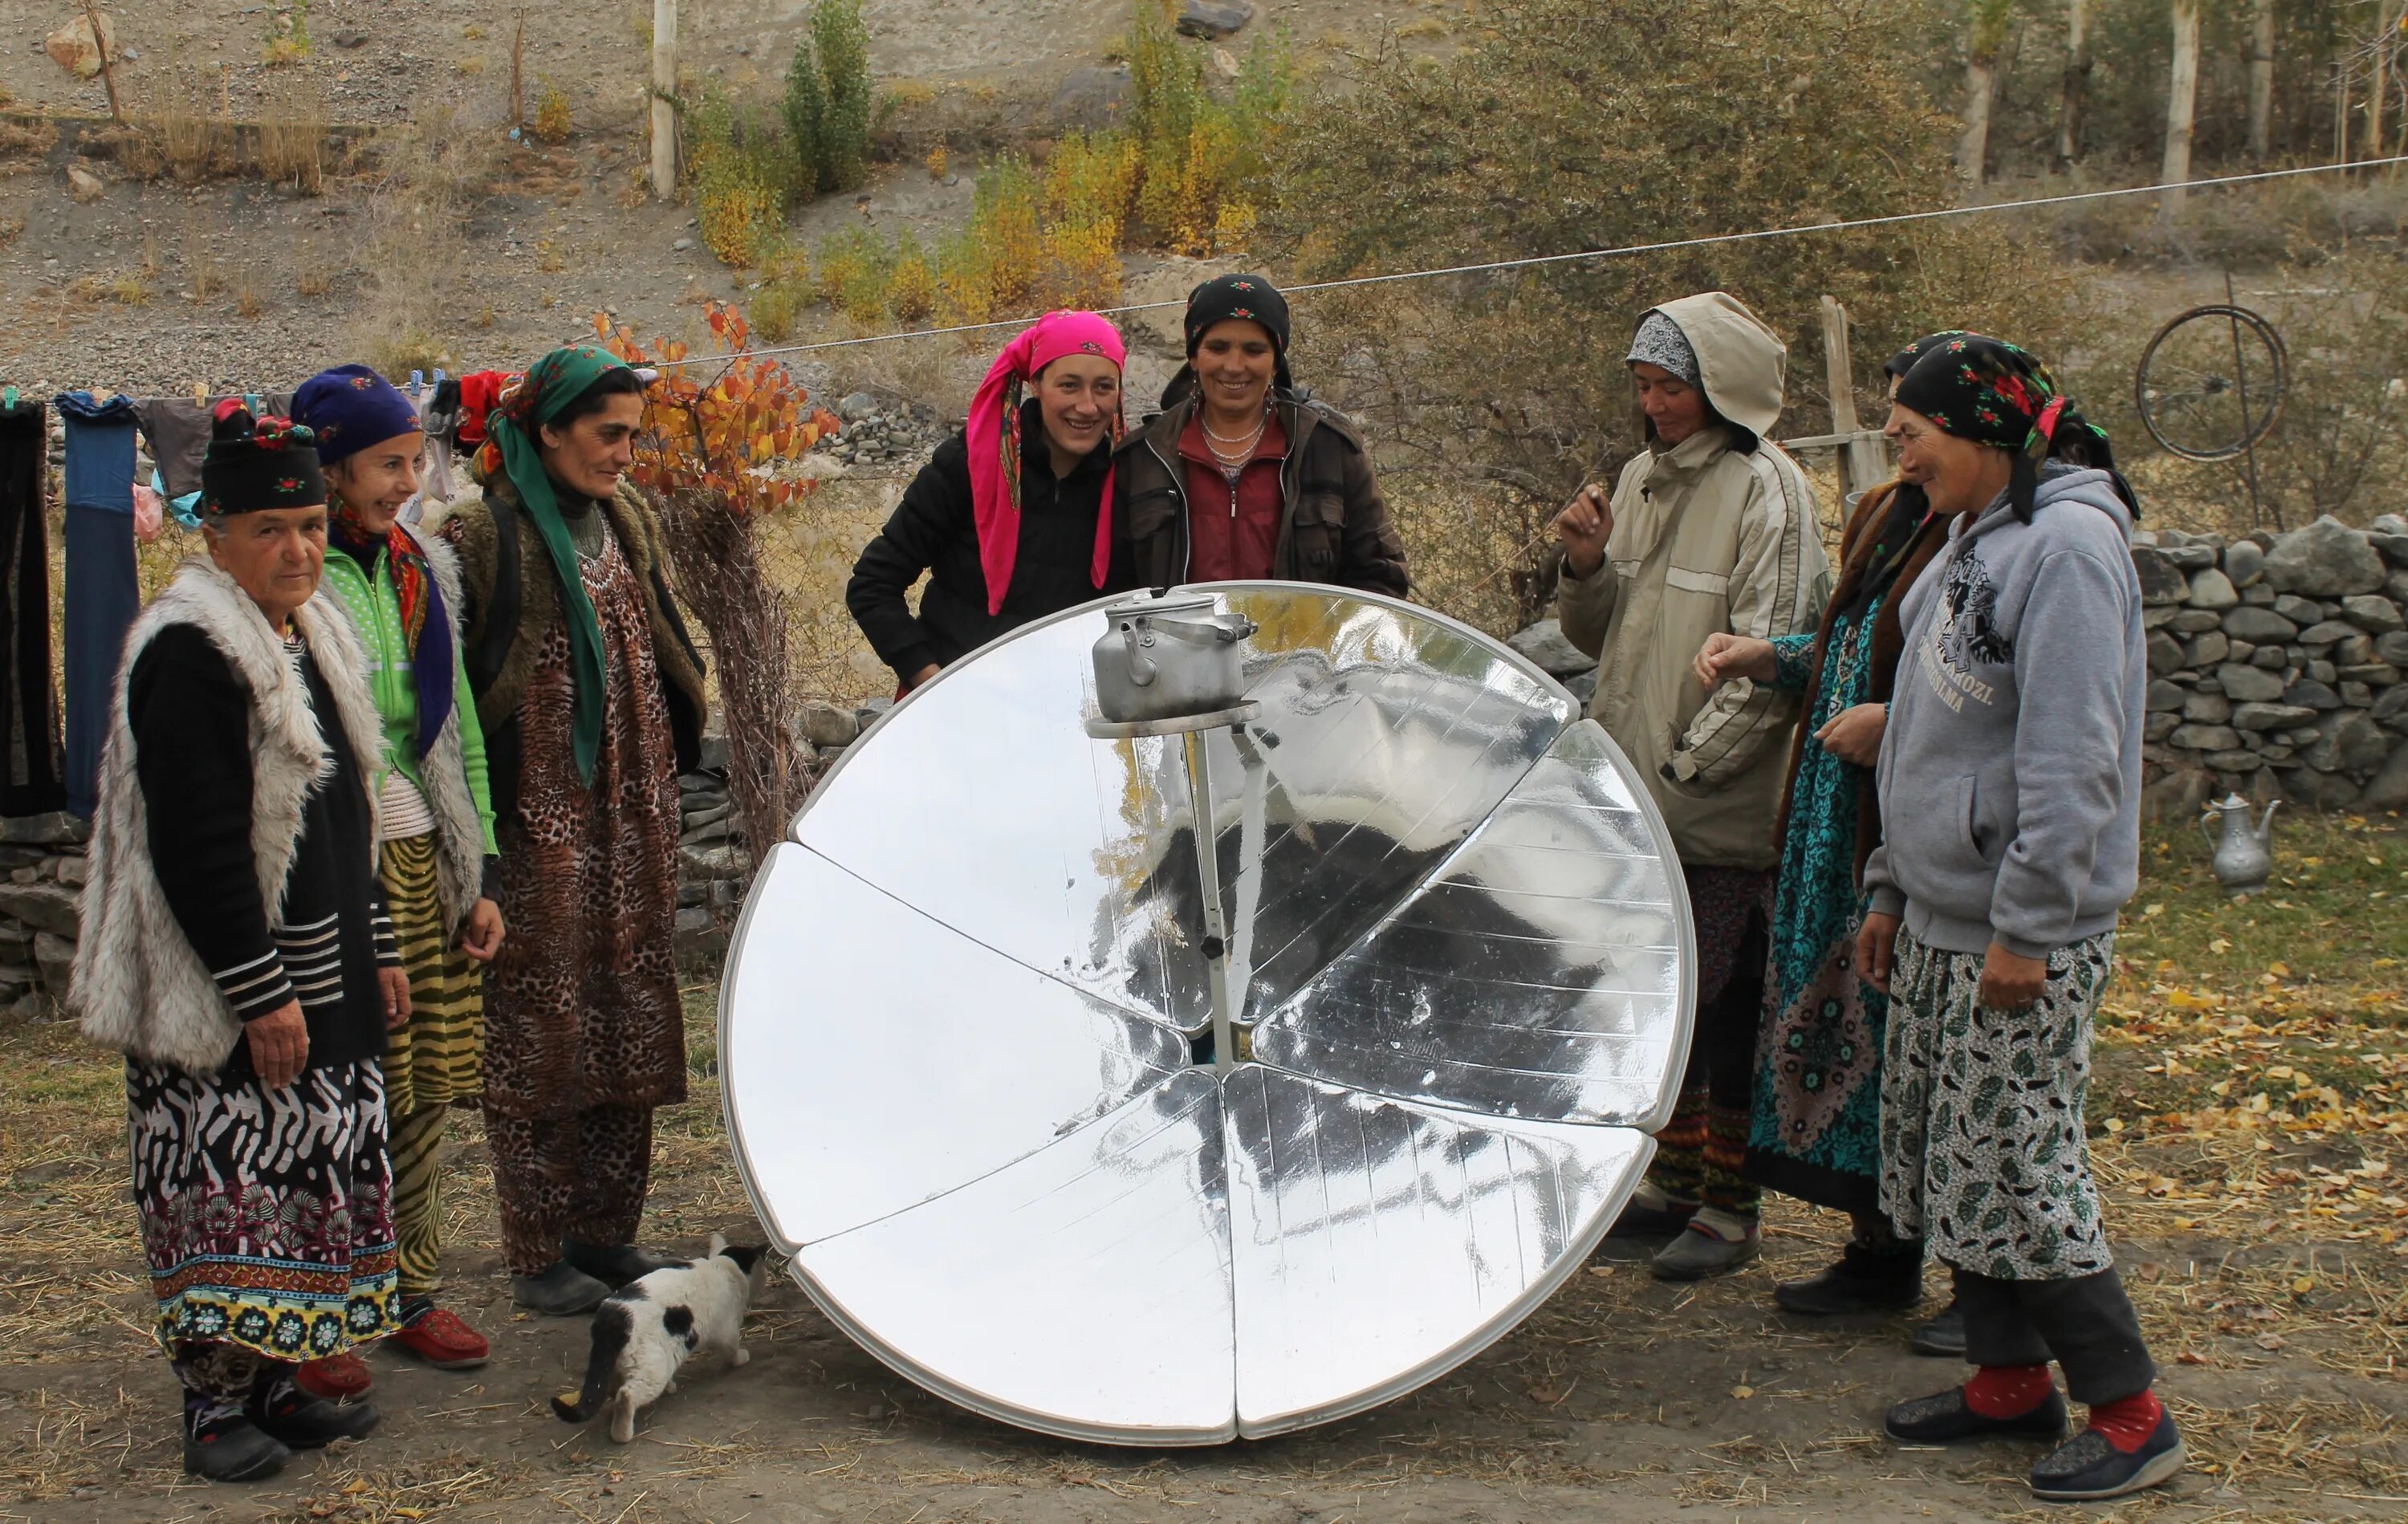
[1142,433,1192,584]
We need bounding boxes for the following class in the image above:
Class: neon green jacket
[321,542,499,855]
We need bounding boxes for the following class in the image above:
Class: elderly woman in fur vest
[75,406,414,1484]
[440,347,706,1317]
[289,366,507,1401]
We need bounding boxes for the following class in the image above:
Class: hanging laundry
[451,371,518,449]
[135,392,291,499]
[0,400,65,816]
[56,390,140,819]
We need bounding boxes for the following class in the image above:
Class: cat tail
[552,1307,628,1424]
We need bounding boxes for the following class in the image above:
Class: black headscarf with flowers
[1891,331,2133,522]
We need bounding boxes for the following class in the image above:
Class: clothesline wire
[634,154,2408,368]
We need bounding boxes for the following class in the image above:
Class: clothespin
[410,370,424,392]
[244,393,260,414]
[2,386,17,410]
[191,380,206,406]
[433,368,447,388]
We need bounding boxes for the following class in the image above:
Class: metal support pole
[1183,729,1236,1075]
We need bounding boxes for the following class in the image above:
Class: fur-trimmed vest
[323,531,486,925]
[74,561,386,1075]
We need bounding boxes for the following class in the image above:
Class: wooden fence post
[82,1,122,124]
[650,0,678,200]
[1820,296,1888,504]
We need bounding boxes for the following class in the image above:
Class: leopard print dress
[480,523,687,1123]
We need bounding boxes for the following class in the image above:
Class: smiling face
[1035,352,1122,462]
[1884,403,2008,514]
[325,430,424,537]
[205,504,327,628]
[1191,318,1278,419]
[1631,361,1710,447]
[538,392,645,498]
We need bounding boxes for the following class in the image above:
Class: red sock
[2085,1388,2164,1453]
[1963,1363,2055,1419]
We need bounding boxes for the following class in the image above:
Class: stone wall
[2134,514,2408,815]
[1504,512,2408,816]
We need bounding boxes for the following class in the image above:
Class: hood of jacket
[1959,463,2135,547]
[1643,291,1787,444]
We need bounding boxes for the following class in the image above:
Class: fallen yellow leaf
[1731,1385,1755,1400]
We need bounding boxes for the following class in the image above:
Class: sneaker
[514,1260,614,1315]
[1910,1299,1967,1358]
[251,1380,380,1450]
[561,1237,687,1289]
[2028,1410,2185,1501]
[1649,1216,1761,1281]
[182,1416,289,1482]
[1885,1385,2069,1445]
[390,1305,490,1370]
[294,1351,372,1401]
[1773,1240,1924,1315]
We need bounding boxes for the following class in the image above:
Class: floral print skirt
[128,1057,401,1361]
[1877,928,2118,1281]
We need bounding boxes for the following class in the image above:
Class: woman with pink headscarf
[847,311,1135,690]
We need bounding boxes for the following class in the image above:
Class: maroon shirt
[1178,411,1289,582]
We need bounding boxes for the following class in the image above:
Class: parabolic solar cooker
[720,584,1696,1445]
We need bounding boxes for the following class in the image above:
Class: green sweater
[321,543,499,853]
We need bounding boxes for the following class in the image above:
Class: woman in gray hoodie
[1854,335,2179,1503]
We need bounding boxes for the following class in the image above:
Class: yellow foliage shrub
[887,234,936,324]
[533,85,572,144]
[699,173,780,266]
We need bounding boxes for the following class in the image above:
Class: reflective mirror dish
[722,583,1695,1445]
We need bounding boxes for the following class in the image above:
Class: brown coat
[439,470,707,823]
[1779,478,1953,882]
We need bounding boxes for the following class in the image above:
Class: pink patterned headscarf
[966,310,1128,616]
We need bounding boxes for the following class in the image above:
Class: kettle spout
[2255,799,2282,843]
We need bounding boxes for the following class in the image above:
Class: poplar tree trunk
[1959,0,2013,189]
[2163,0,2203,208]
[650,0,679,200]
[2246,0,2276,160]
[2058,0,2093,167]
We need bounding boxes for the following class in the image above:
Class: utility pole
[651,0,679,200]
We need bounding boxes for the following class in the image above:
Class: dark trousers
[1954,1263,2155,1404]
[1649,916,1769,1218]
[0,405,61,815]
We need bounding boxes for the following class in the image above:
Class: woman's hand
[1814,702,1888,767]
[1857,912,1901,994]
[906,663,942,692]
[380,965,413,1030]
[1693,633,1777,692]
[1552,485,1614,579]
[1979,943,2048,1011]
[458,898,506,963]
[246,1002,309,1088]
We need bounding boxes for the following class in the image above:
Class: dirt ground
[6,960,2408,1524]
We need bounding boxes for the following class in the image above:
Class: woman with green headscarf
[439,346,708,1316]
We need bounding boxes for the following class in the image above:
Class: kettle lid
[2204,791,2251,812]
[1102,591,1218,621]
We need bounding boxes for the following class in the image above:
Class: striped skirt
[380,833,485,1115]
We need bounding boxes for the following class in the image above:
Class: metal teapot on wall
[2199,793,2280,897]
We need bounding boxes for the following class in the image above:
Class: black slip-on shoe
[2028,1412,2185,1502]
[1885,1385,2069,1445]
[1909,1300,1967,1358]
[562,1237,686,1289]
[182,1417,290,1481]
[1604,1197,1699,1240]
[1773,1244,1925,1315]
[513,1259,613,1315]
[252,1391,380,1450]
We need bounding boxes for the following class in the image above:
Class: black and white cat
[551,1233,769,1443]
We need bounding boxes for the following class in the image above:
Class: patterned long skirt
[129,1058,402,1361]
[1877,928,2118,1281]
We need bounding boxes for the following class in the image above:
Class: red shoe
[389,1305,490,1370]
[294,1351,372,1401]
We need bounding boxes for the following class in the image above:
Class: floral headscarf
[1891,331,2126,522]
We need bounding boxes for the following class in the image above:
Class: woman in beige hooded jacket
[1554,291,1832,1280]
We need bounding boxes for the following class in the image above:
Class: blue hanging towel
[54,391,140,819]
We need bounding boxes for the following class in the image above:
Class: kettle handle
[2197,807,2222,850]
[1121,621,1157,688]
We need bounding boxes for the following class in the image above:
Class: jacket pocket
[1289,486,1344,578]
[1126,484,1182,541]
